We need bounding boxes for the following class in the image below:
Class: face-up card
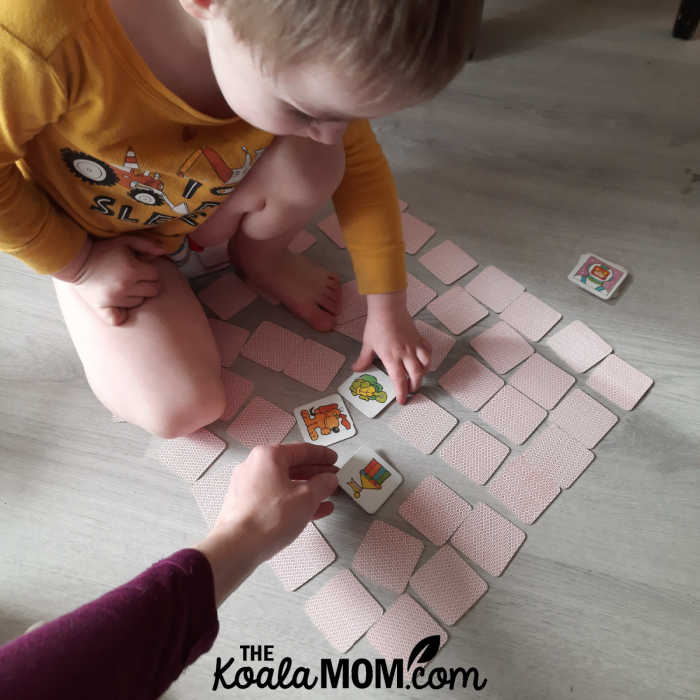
[337,369,396,418]
[337,447,403,514]
[568,252,628,300]
[294,393,357,446]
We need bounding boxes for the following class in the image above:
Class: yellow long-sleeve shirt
[0,0,406,293]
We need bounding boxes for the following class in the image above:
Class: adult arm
[0,444,338,700]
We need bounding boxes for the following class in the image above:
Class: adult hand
[197,443,338,604]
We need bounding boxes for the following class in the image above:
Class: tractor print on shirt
[177,145,264,196]
[61,146,191,215]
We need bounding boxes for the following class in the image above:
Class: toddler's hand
[72,236,166,326]
[353,291,431,404]
[210,444,338,566]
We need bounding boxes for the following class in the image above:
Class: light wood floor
[1,1,698,698]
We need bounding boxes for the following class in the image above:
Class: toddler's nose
[307,120,349,145]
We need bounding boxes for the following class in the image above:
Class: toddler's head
[182,0,480,143]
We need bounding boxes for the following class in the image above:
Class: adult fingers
[289,463,339,481]
[294,472,338,513]
[352,343,374,372]
[271,443,338,471]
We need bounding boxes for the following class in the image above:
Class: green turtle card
[337,369,396,418]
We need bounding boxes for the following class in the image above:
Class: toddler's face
[204,13,416,144]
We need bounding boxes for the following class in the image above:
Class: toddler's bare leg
[53,258,225,438]
[218,135,345,332]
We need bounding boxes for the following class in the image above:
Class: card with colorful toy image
[293,394,357,447]
[337,368,396,418]
[337,447,403,514]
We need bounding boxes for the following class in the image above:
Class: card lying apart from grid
[337,446,403,514]
[304,569,383,652]
[294,394,357,446]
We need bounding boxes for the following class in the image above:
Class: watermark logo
[212,636,487,692]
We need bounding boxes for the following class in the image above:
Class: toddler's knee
[145,380,226,439]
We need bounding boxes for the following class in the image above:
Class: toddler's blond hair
[222,0,482,99]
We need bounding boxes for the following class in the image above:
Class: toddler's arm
[333,120,431,402]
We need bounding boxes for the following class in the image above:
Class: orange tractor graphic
[300,403,351,441]
[347,458,392,499]
[61,146,191,215]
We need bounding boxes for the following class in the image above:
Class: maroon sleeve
[0,548,219,700]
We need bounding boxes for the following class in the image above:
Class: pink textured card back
[198,271,258,320]
[398,475,471,546]
[451,502,526,576]
[520,423,595,488]
[288,229,316,254]
[402,212,436,254]
[499,292,562,342]
[317,213,345,248]
[419,240,478,284]
[427,287,488,335]
[226,396,295,448]
[208,319,249,367]
[240,321,304,372]
[465,266,525,313]
[220,369,254,422]
[586,354,653,410]
[268,522,336,591]
[406,273,437,316]
[191,460,239,528]
[389,393,457,454]
[438,355,504,410]
[410,546,488,625]
[487,456,561,524]
[366,594,448,667]
[284,339,346,391]
[546,320,612,373]
[470,321,534,374]
[351,520,424,593]
[549,388,618,448]
[304,569,383,652]
[336,280,367,325]
[415,320,456,372]
[479,385,547,445]
[156,428,226,483]
[336,316,366,342]
[438,422,510,485]
[508,353,575,409]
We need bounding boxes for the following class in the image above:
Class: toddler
[0,0,478,436]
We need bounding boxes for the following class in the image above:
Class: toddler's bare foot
[231,243,340,332]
